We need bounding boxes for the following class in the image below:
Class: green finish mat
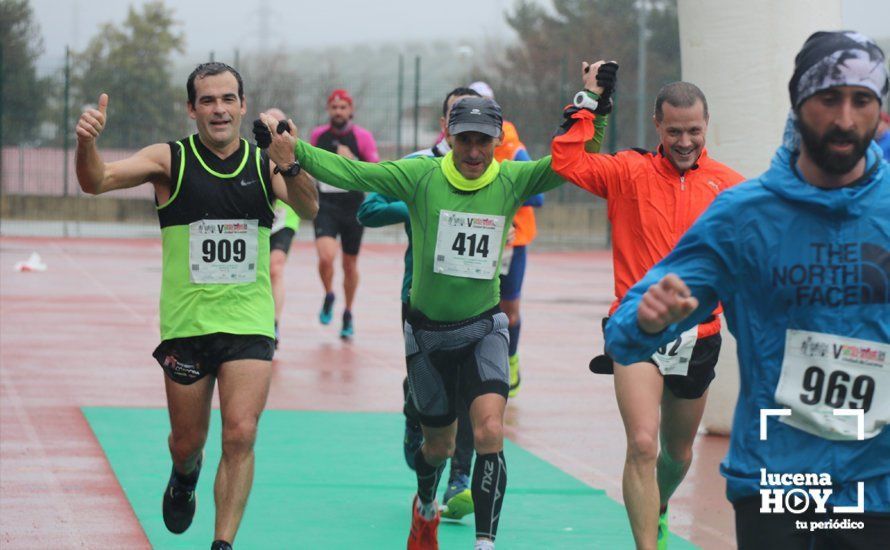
[83,408,697,549]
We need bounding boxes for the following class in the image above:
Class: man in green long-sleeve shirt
[258,83,606,549]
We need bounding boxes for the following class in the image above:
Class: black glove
[595,61,619,101]
[253,119,272,149]
[589,61,619,116]
[253,119,291,149]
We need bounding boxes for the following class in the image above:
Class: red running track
[0,237,735,548]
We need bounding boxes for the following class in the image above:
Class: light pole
[635,0,651,147]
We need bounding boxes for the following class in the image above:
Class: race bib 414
[433,210,505,280]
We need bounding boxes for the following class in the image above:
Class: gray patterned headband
[789,31,888,108]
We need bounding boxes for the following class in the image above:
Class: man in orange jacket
[551,61,743,550]
[469,81,544,398]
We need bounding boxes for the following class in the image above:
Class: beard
[330,115,349,129]
[797,117,875,175]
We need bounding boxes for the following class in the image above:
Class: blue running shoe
[340,310,354,339]
[441,473,473,520]
[319,293,335,325]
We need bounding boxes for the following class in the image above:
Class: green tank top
[156,134,276,339]
[295,139,566,321]
[272,199,300,233]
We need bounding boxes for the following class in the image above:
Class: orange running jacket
[551,109,744,339]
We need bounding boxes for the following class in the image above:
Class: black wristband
[274,161,302,178]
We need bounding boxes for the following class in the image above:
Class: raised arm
[295,139,426,201]
[270,167,319,221]
[550,61,624,198]
[514,104,614,201]
[75,93,170,195]
[259,114,319,220]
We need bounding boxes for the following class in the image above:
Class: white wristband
[573,91,599,111]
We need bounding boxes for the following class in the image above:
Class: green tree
[474,0,681,157]
[71,1,185,148]
[0,0,48,145]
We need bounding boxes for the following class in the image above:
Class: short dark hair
[187,62,244,106]
[442,87,481,117]
[654,82,709,122]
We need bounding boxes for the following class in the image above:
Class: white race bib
[189,219,259,284]
[433,210,505,280]
[651,326,698,377]
[775,329,889,441]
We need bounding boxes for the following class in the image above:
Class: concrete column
[677,0,842,434]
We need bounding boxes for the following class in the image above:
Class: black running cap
[448,97,503,138]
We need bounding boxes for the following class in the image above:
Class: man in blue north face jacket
[605,31,890,549]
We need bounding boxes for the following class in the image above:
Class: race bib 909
[189,219,259,284]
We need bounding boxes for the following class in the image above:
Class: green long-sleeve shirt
[295,140,565,321]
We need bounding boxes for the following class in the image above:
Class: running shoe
[588,354,615,374]
[657,506,669,550]
[407,495,440,550]
[319,292,335,325]
[508,354,521,397]
[440,473,473,520]
[162,455,202,534]
[340,309,354,339]
[404,419,423,470]
[210,541,232,550]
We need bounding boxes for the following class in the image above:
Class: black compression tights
[472,451,507,540]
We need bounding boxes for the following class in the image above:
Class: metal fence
[1,49,608,247]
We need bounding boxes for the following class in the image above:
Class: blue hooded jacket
[605,142,890,511]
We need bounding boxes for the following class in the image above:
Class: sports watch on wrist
[274,160,302,178]
[573,90,601,112]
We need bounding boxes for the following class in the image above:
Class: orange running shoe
[407,495,440,550]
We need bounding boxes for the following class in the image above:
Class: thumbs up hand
[75,93,109,143]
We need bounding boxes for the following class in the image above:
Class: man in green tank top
[259,74,608,549]
[75,63,318,550]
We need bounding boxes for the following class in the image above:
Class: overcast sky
[31,0,524,69]
[31,0,890,71]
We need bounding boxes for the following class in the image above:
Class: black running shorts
[270,227,295,254]
[599,316,721,399]
[153,333,275,385]
[313,193,364,255]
